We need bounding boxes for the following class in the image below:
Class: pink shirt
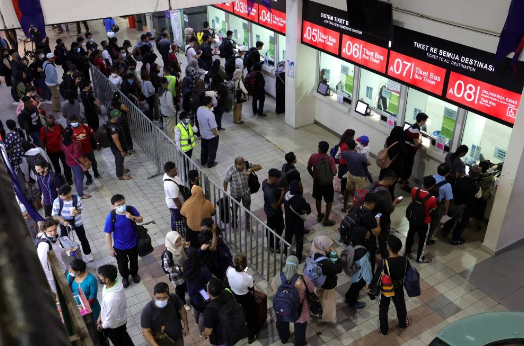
[271,275,314,323]
[60,141,83,167]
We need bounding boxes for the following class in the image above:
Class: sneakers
[84,253,94,262]
[451,238,466,245]
[122,277,130,288]
[66,179,74,185]
[351,301,367,309]
[132,274,141,284]
[86,178,93,186]
[12,101,19,105]
[94,173,100,179]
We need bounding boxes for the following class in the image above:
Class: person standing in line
[141,282,190,346]
[36,218,67,294]
[445,144,469,187]
[18,96,42,145]
[103,194,143,288]
[281,152,302,188]
[202,278,234,343]
[79,80,100,131]
[341,138,371,212]
[335,129,355,198]
[52,184,94,262]
[200,35,213,83]
[307,141,337,226]
[96,264,135,346]
[344,227,373,309]
[223,157,262,231]
[368,235,411,336]
[197,96,219,168]
[107,109,131,180]
[43,52,61,113]
[283,180,311,262]
[251,62,266,118]
[35,160,63,217]
[246,41,264,72]
[263,168,286,252]
[157,32,172,67]
[111,92,133,152]
[69,114,100,184]
[180,185,216,247]
[163,231,192,311]
[209,73,228,131]
[29,50,51,103]
[232,68,248,124]
[379,126,407,199]
[4,120,24,170]
[140,70,156,121]
[159,77,178,138]
[188,170,200,190]
[426,163,453,246]
[175,111,198,159]
[221,30,235,60]
[401,112,428,190]
[405,176,437,263]
[310,236,342,323]
[163,161,184,233]
[61,91,82,122]
[40,114,73,184]
[60,127,91,199]
[1,48,12,87]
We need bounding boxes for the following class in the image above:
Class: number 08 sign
[302,21,340,55]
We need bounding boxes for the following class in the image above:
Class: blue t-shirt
[103,206,140,250]
[433,174,453,202]
[262,180,282,218]
[342,151,368,177]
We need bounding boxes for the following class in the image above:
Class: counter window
[251,23,275,65]
[229,15,248,46]
[358,69,400,121]
[461,112,511,164]
[405,88,458,147]
[207,7,226,35]
[319,52,354,102]
[278,34,285,63]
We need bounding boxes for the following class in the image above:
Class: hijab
[180,185,215,231]
[211,59,221,74]
[182,247,201,281]
[165,231,186,266]
[233,68,243,81]
[350,226,369,247]
[387,126,404,145]
[273,255,299,287]
[188,58,198,68]
[311,235,333,255]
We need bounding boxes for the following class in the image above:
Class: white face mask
[116,204,127,213]
[111,73,117,77]
[69,271,77,277]
[155,299,168,308]
[39,54,45,59]
[122,53,127,58]
[71,122,79,128]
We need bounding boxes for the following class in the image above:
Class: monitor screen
[355,100,369,115]
[317,82,329,96]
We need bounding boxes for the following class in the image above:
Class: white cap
[46,53,55,59]
[238,46,248,52]
[107,31,115,38]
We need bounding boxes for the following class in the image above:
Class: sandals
[118,175,132,180]
[322,220,336,226]
[317,213,325,223]
[416,257,432,264]
[80,194,91,199]
[400,316,412,331]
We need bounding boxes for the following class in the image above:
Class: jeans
[34,78,51,101]
[200,136,219,167]
[276,321,307,346]
[110,146,125,178]
[427,202,444,244]
[60,221,92,255]
[405,222,429,262]
[70,164,85,197]
[29,131,41,146]
[379,288,407,335]
[170,208,181,231]
[192,306,205,334]
[232,194,251,230]
[47,151,72,180]
[284,222,305,261]
[214,106,225,130]
[84,151,99,178]
[345,277,367,306]
[104,323,135,346]
[115,245,139,278]
[252,91,265,115]
[266,214,285,250]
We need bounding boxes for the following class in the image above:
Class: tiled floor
[2,18,521,346]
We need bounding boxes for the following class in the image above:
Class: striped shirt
[404,123,420,151]
[52,196,83,225]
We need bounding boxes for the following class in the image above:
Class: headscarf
[182,247,201,281]
[211,59,221,75]
[273,255,299,287]
[180,185,215,231]
[233,68,243,81]
[350,226,369,247]
[311,235,333,255]
[386,126,404,147]
[188,58,198,68]
[165,231,186,266]
[274,61,285,75]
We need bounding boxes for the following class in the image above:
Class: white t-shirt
[185,46,197,61]
[102,49,113,66]
[163,173,182,209]
[226,267,254,295]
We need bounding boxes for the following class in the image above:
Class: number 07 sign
[302,21,340,55]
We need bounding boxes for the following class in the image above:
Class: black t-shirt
[350,205,378,231]
[453,177,479,206]
[141,294,183,341]
[204,290,233,345]
[201,43,213,63]
[107,122,127,151]
[371,256,409,289]
[19,107,42,133]
[283,163,301,183]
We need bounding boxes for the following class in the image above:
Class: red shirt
[72,124,95,154]
[411,187,437,223]
[40,124,64,153]
[338,142,348,165]
[307,153,336,180]
[61,141,83,167]
[93,57,108,76]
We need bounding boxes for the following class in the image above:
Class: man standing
[104,194,143,288]
[307,141,337,226]
[141,282,190,346]
[427,163,453,246]
[159,77,177,138]
[200,35,213,83]
[158,32,172,66]
[97,264,135,346]
[263,168,285,252]
[107,109,131,180]
[246,41,264,72]
[43,53,61,113]
[35,160,64,217]
[282,152,301,187]
[251,63,266,118]
[174,111,198,158]
[197,96,219,168]
[40,114,73,184]
[402,112,428,190]
[70,114,100,184]
[203,278,233,343]
[220,30,235,60]
[164,161,184,232]
[224,157,262,231]
[342,139,371,212]
[36,218,67,294]
[18,96,42,145]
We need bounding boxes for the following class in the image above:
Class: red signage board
[233,0,258,22]
[214,2,233,12]
[446,72,521,125]
[259,7,286,34]
[341,35,388,74]
[387,51,446,96]
[302,21,340,55]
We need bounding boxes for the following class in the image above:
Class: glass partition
[207,7,226,36]
[229,15,248,46]
[358,69,400,121]
[319,52,355,100]
[251,23,275,65]
[278,34,285,63]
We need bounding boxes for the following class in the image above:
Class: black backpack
[111,206,153,257]
[330,145,340,164]
[50,171,67,188]
[58,195,78,216]
[163,178,191,200]
[339,208,363,245]
[278,164,297,190]
[431,180,448,200]
[243,47,257,70]
[213,289,247,346]
[218,38,231,58]
[24,152,48,175]
[225,55,237,78]
[314,156,333,185]
[245,161,260,194]
[95,123,112,148]
[406,188,432,225]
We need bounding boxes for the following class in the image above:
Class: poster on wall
[441,107,457,140]
[169,10,183,48]
[287,60,294,78]
[435,136,446,153]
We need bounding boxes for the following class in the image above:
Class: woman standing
[344,227,373,309]
[275,61,285,115]
[233,68,248,124]
[180,185,215,247]
[311,235,342,323]
[445,144,469,186]
[336,129,355,198]
[283,180,311,262]
[226,254,258,343]
[60,127,91,199]
[271,255,314,346]
[210,74,228,131]
[162,231,192,311]
[67,259,101,321]
[379,126,407,198]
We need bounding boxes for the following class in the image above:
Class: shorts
[346,172,367,192]
[312,184,334,203]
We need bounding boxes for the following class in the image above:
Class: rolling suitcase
[253,290,268,330]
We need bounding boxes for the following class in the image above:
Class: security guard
[174,111,198,158]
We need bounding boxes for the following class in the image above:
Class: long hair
[338,129,355,146]
[450,145,469,163]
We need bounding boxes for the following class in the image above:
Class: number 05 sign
[302,21,340,55]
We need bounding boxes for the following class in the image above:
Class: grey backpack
[340,244,366,276]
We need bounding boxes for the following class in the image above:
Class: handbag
[236,80,247,103]
[290,204,308,221]
[150,298,178,346]
[403,259,421,297]
[301,275,323,317]
[381,260,395,297]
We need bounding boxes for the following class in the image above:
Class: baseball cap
[46,53,55,59]
[358,135,369,144]
[110,109,122,118]
[146,31,153,37]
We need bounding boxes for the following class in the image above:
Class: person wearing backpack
[341,139,371,212]
[36,217,67,294]
[271,255,314,346]
[334,129,355,197]
[251,62,267,118]
[35,160,65,217]
[184,247,212,336]
[219,31,235,60]
[367,235,411,336]
[140,282,190,346]
[307,141,337,226]
[284,181,311,262]
[52,184,94,262]
[344,226,373,309]
[426,163,453,246]
[245,42,264,72]
[263,169,286,252]
[310,236,342,323]
[378,126,406,199]
[163,231,192,312]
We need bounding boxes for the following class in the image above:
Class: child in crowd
[356,135,373,183]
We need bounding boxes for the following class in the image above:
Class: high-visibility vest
[176,122,195,152]
[166,75,177,96]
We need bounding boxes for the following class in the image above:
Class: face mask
[46,233,58,242]
[76,48,81,53]
[89,38,94,42]
[111,73,117,77]
[69,271,77,277]
[185,118,190,124]
[47,123,54,126]
[82,43,86,46]
[116,205,127,213]
[39,54,45,59]
[122,53,127,58]
[71,122,79,128]
[128,80,133,84]
[155,299,168,308]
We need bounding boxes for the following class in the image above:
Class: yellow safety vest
[177,122,195,152]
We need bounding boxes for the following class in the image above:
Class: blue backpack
[403,259,421,297]
[330,145,340,164]
[304,256,327,287]
[273,273,302,323]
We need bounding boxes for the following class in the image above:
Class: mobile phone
[199,289,210,301]
[397,196,405,201]
[375,213,382,218]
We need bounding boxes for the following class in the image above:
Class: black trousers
[214,106,225,130]
[114,246,139,278]
[84,151,99,178]
[200,136,219,168]
[405,222,429,262]
[378,225,390,259]
[276,320,307,346]
[266,214,285,250]
[402,150,417,181]
[175,281,187,305]
[379,288,407,335]
[60,221,92,255]
[47,151,72,180]
[252,91,265,115]
[345,277,367,306]
[338,163,348,196]
[104,323,135,346]
[233,291,258,339]
[452,207,472,242]
[44,204,53,217]
[284,222,304,261]
[76,21,89,34]
[110,146,125,178]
